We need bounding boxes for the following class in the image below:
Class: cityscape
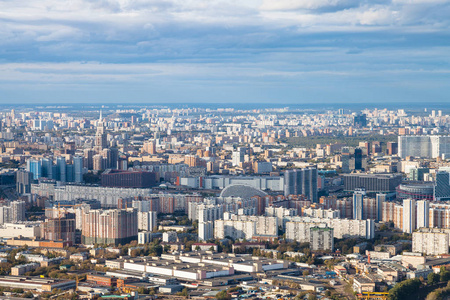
[0,104,446,299]
[1,0,450,299]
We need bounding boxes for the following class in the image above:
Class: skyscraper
[416,200,430,229]
[56,156,66,182]
[16,170,33,194]
[232,147,245,167]
[82,208,138,245]
[284,167,318,202]
[354,148,363,170]
[434,171,450,201]
[353,190,365,220]
[398,135,450,159]
[26,159,42,180]
[403,199,416,234]
[73,156,83,183]
[94,111,107,153]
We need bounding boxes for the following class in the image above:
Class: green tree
[440,266,450,282]
[388,278,421,300]
[428,272,439,285]
[216,290,231,300]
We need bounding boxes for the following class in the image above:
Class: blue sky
[0,0,449,103]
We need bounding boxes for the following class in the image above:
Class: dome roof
[219,184,268,199]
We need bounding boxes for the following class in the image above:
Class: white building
[403,199,416,234]
[138,231,153,244]
[198,221,214,241]
[0,222,41,239]
[413,228,449,255]
[398,135,450,159]
[137,211,157,232]
[286,218,374,241]
[163,231,178,243]
[310,227,334,251]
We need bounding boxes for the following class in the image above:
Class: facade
[198,221,214,241]
[283,167,318,202]
[344,173,402,193]
[417,200,430,229]
[214,215,278,241]
[403,199,416,234]
[138,231,153,244]
[310,227,334,251]
[81,209,138,245]
[353,191,364,220]
[286,218,374,241]
[396,183,434,201]
[0,201,26,225]
[434,172,450,201]
[398,135,450,159]
[16,170,33,195]
[413,228,449,255]
[101,170,157,188]
[0,222,41,239]
[42,217,76,245]
[137,211,157,232]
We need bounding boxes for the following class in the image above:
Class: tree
[428,272,439,285]
[216,290,231,300]
[440,266,450,282]
[388,278,421,300]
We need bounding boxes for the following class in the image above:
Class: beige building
[413,228,450,255]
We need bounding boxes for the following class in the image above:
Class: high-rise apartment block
[398,135,450,159]
[284,167,318,202]
[413,228,449,255]
[81,209,138,245]
[310,227,334,251]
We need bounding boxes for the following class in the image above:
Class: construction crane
[44,203,83,241]
[357,292,388,300]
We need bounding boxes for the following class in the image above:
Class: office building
[26,159,42,180]
[434,171,450,201]
[344,173,402,193]
[101,170,157,188]
[73,156,84,183]
[354,148,363,170]
[16,170,33,194]
[353,114,367,127]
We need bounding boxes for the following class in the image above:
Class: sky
[0,0,449,104]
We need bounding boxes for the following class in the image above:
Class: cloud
[0,0,448,102]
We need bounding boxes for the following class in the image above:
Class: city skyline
[0,0,449,103]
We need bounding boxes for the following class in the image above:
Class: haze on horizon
[0,0,449,104]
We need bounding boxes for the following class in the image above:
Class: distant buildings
[398,135,450,159]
